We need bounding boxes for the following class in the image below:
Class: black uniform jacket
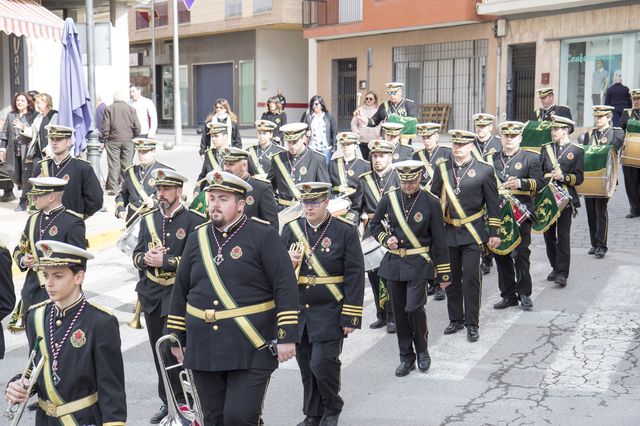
[24,298,126,425]
[244,176,279,229]
[247,142,285,177]
[392,143,415,163]
[13,207,86,308]
[34,156,103,218]
[539,142,585,208]
[430,158,501,247]
[268,148,330,203]
[281,215,364,343]
[488,149,545,212]
[620,108,640,131]
[329,156,370,194]
[115,161,172,220]
[0,245,15,359]
[413,145,452,181]
[367,99,417,127]
[531,105,573,122]
[197,148,223,191]
[352,168,400,218]
[473,135,502,160]
[369,188,450,282]
[133,205,206,316]
[582,126,625,153]
[168,216,299,372]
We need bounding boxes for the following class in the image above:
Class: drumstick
[357,92,362,107]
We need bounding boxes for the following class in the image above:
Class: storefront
[559,31,640,128]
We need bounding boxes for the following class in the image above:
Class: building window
[559,32,640,128]
[134,2,169,30]
[226,0,243,18]
[178,1,191,24]
[393,39,488,130]
[254,0,272,14]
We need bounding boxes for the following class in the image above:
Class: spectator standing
[277,87,287,110]
[351,91,381,158]
[102,90,141,195]
[0,93,37,209]
[198,98,242,156]
[129,84,158,138]
[261,96,287,142]
[301,95,337,165]
[96,96,107,143]
[604,72,632,127]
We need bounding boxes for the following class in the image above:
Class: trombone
[155,334,203,426]
[4,337,45,425]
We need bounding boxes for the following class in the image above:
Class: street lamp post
[150,0,156,105]
[169,0,181,149]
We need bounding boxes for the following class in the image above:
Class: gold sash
[196,226,268,349]
[387,191,432,264]
[364,174,382,203]
[206,149,221,171]
[248,146,266,175]
[437,161,484,245]
[128,166,149,201]
[288,221,344,303]
[417,150,434,178]
[273,154,301,199]
[337,158,348,188]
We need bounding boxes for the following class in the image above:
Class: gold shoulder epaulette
[571,142,585,149]
[89,302,114,316]
[252,175,269,183]
[435,157,448,166]
[195,221,210,230]
[141,208,159,217]
[358,171,372,179]
[251,217,270,225]
[28,300,52,311]
[38,158,50,164]
[124,164,136,172]
[66,209,83,218]
[423,187,439,199]
[335,215,356,226]
[189,209,207,219]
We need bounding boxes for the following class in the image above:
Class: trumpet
[155,334,203,426]
[4,336,45,425]
[128,300,144,329]
[7,300,25,334]
[18,235,31,257]
[289,242,305,279]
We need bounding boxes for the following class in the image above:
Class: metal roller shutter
[195,62,234,126]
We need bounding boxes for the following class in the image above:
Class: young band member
[620,89,640,218]
[167,170,299,425]
[116,138,171,225]
[488,122,544,311]
[5,240,127,425]
[370,160,450,376]
[195,122,230,193]
[352,140,399,332]
[380,122,414,163]
[11,177,86,330]
[581,105,624,259]
[430,130,501,342]
[33,124,103,218]
[329,132,369,220]
[531,88,573,123]
[541,115,584,286]
[268,123,330,210]
[132,168,206,423]
[222,147,279,229]
[282,182,365,426]
[472,113,502,160]
[246,119,285,178]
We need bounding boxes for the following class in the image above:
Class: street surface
[2,132,640,425]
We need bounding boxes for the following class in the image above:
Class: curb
[11,227,123,279]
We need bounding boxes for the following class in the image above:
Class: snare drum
[549,182,571,213]
[278,202,303,233]
[576,144,618,198]
[328,197,351,217]
[117,216,141,257]
[361,236,387,272]
[504,195,532,226]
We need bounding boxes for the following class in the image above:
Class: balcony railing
[302,0,362,29]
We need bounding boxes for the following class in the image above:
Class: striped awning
[0,0,64,42]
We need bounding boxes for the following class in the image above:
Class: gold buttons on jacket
[213,300,219,306]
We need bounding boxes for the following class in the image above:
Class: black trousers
[481,251,493,267]
[367,269,393,320]
[296,328,344,417]
[19,160,35,205]
[585,197,608,250]
[192,368,273,425]
[623,165,640,215]
[386,279,428,361]
[495,221,532,299]
[543,207,572,278]
[143,304,182,406]
[446,244,482,327]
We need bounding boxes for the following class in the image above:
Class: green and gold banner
[388,113,418,137]
[626,119,640,134]
[532,185,560,233]
[489,201,521,255]
[189,191,208,216]
[522,120,552,151]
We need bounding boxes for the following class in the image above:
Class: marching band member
[11,178,86,329]
[541,115,584,286]
[268,123,330,210]
[531,88,573,123]
[581,105,624,259]
[370,160,450,376]
[132,168,205,423]
[412,123,451,183]
[359,82,416,127]
[381,122,414,163]
[246,119,285,177]
[167,170,298,425]
[281,182,364,426]
[5,240,127,425]
[352,140,399,332]
[620,89,640,218]
[222,147,279,229]
[430,130,500,342]
[0,242,15,359]
[488,122,544,311]
[33,124,103,219]
[195,122,230,193]
[329,131,369,199]
[115,138,171,225]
